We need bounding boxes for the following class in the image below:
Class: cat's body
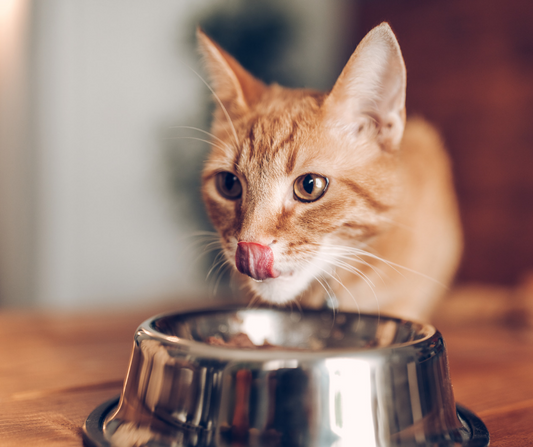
[199,23,462,321]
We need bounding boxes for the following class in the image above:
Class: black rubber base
[83,396,489,447]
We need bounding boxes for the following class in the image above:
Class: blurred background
[0,0,532,310]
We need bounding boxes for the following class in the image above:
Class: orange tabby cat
[199,23,462,321]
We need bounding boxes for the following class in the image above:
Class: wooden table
[1,290,532,446]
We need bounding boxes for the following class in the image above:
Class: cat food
[206,333,276,349]
[206,332,328,351]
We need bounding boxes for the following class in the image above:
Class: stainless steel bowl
[83,307,489,447]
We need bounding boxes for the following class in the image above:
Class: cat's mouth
[235,242,280,281]
[249,271,296,283]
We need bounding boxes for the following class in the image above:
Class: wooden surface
[1,291,533,446]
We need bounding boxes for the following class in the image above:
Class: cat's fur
[199,23,462,321]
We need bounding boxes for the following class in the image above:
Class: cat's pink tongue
[235,242,280,281]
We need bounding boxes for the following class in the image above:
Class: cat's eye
[293,173,329,202]
[215,171,242,200]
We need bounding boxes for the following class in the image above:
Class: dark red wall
[355,0,533,284]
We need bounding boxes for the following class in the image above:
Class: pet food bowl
[83,307,489,447]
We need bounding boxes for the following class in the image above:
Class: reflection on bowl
[83,307,489,447]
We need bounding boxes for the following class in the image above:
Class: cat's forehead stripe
[224,90,325,175]
[234,115,302,175]
[247,122,256,161]
[285,144,298,176]
[272,120,298,159]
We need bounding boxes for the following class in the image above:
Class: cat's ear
[197,28,266,118]
[325,23,407,151]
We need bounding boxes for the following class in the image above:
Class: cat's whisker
[319,245,384,270]
[247,294,262,310]
[286,300,294,315]
[325,258,378,288]
[185,238,220,249]
[320,243,445,288]
[166,136,231,155]
[212,260,231,296]
[185,234,220,249]
[185,65,240,148]
[311,247,378,291]
[180,237,213,254]
[322,246,407,277]
[229,268,247,298]
[313,275,335,309]
[312,254,383,323]
[335,255,388,283]
[169,126,233,152]
[320,261,377,305]
[181,231,218,238]
[176,230,219,245]
[185,230,219,237]
[189,248,221,269]
[298,246,382,298]
[356,251,445,287]
[182,238,221,254]
[206,251,227,281]
[319,250,389,284]
[329,269,365,330]
[332,267,380,330]
[292,299,303,314]
[316,266,366,322]
[173,232,225,293]
[180,235,223,269]
[201,240,224,253]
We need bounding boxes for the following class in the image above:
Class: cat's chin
[246,274,307,305]
[243,264,326,306]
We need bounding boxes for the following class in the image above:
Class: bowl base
[83,396,489,447]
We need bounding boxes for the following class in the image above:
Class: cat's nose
[235,242,280,281]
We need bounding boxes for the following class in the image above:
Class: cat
[198,22,462,322]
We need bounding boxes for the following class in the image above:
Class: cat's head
[199,23,406,304]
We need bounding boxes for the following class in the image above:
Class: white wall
[0,0,33,307]
[0,0,348,309]
[31,0,213,309]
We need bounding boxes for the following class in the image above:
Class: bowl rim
[135,305,438,362]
